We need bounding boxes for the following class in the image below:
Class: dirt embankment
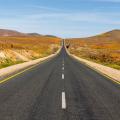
[0,36,61,68]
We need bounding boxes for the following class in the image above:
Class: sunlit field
[66,30,120,70]
[0,36,61,68]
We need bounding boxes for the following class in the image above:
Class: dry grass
[0,36,61,68]
[0,36,61,50]
[66,30,120,70]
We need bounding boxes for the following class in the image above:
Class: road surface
[0,46,120,120]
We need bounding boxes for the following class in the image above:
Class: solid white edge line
[62,92,66,109]
[62,74,64,79]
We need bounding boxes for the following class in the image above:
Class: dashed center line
[62,74,64,79]
[61,59,66,110]
[62,92,66,109]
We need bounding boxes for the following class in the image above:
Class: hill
[98,29,120,40]
[0,29,61,69]
[45,35,58,38]
[68,29,120,41]
[0,29,27,37]
[0,29,59,38]
[66,29,120,70]
[27,33,42,37]
[84,29,120,42]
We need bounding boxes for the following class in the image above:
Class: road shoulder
[0,48,61,82]
[65,47,120,84]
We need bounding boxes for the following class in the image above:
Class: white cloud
[21,11,120,25]
[0,4,120,37]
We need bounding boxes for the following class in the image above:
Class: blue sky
[0,0,120,38]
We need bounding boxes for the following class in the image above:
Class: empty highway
[0,46,120,120]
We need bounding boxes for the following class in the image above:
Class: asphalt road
[0,46,120,120]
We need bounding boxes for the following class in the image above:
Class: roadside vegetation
[66,30,120,70]
[0,36,61,68]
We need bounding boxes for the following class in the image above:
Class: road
[0,46,120,120]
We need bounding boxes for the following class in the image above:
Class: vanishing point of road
[0,45,120,120]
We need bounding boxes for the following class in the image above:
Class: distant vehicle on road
[66,44,70,49]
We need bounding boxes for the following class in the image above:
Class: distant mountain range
[0,29,27,37]
[86,29,120,42]
[69,29,120,42]
[100,29,120,39]
[0,28,120,41]
[0,29,58,38]
[27,33,42,37]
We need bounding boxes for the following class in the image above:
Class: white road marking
[62,92,66,109]
[62,67,64,70]
[62,74,64,79]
